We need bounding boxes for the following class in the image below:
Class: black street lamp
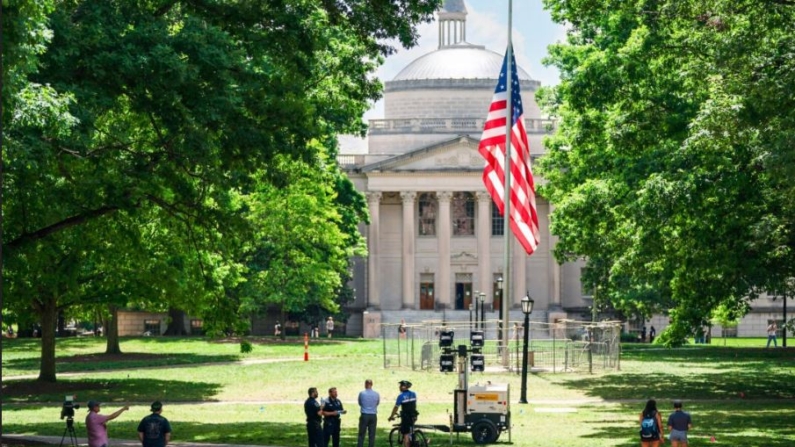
[496,277,503,310]
[469,303,474,330]
[473,290,479,329]
[479,292,486,330]
[519,293,534,404]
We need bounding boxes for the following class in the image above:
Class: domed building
[339,0,590,336]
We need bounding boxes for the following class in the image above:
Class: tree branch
[5,206,121,251]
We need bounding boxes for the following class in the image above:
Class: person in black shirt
[305,387,323,447]
[321,387,346,447]
[137,401,171,447]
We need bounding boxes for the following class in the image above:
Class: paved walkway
[1,434,282,447]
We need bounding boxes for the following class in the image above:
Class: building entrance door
[455,282,473,310]
[420,282,434,310]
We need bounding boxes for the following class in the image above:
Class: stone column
[437,191,453,309]
[366,192,382,309]
[400,191,417,309]
[476,192,492,305]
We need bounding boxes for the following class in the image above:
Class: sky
[364,0,566,121]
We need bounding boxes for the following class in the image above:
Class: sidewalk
[1,434,283,447]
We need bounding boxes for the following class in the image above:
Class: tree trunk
[105,305,122,355]
[38,296,58,383]
[163,307,188,336]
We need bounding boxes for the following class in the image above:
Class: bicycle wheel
[412,429,428,447]
[389,427,401,447]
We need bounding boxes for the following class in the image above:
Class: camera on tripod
[60,395,80,420]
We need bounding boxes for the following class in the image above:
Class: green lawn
[2,336,793,447]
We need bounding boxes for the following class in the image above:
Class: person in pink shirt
[85,400,129,447]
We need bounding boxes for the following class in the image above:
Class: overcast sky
[365,0,566,120]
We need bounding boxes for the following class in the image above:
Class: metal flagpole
[501,0,514,367]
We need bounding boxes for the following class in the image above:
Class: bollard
[304,332,309,361]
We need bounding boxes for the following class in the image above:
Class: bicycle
[388,415,429,447]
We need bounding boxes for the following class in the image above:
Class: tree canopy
[538,0,795,344]
[2,0,441,381]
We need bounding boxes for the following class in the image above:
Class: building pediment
[361,136,484,173]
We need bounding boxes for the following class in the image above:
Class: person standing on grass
[767,320,778,348]
[321,387,345,447]
[667,401,692,447]
[326,317,335,338]
[85,400,129,447]
[649,326,656,344]
[639,399,664,447]
[305,387,324,447]
[357,379,380,447]
[137,401,171,447]
[398,319,407,339]
[274,321,282,337]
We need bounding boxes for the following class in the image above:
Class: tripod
[60,417,78,447]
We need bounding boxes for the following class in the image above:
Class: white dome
[392,44,533,82]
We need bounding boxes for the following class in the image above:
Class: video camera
[60,395,79,419]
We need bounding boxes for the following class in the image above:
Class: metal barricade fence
[381,319,621,373]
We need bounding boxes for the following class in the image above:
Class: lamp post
[519,293,534,404]
[473,290,479,329]
[469,303,474,330]
[496,276,504,346]
[496,277,503,311]
[479,292,486,330]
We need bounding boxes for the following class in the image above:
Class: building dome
[392,43,533,82]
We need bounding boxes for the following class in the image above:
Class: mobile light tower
[519,293,534,404]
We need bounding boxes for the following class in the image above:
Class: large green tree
[538,0,795,344]
[2,0,441,381]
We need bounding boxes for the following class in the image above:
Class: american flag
[478,47,540,255]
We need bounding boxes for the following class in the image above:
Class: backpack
[640,412,659,440]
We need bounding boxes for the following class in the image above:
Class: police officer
[388,380,418,447]
[321,387,346,447]
[305,387,323,447]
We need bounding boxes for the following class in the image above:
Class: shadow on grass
[0,420,406,447]
[580,402,795,447]
[3,352,240,376]
[559,346,795,401]
[2,378,222,403]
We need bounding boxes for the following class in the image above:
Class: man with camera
[85,400,129,447]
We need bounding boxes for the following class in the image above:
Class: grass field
[2,336,793,447]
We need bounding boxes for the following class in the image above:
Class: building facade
[337,0,787,339]
[339,1,590,335]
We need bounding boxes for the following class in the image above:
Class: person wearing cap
[137,401,172,447]
[85,400,129,447]
[667,401,693,447]
[388,380,418,447]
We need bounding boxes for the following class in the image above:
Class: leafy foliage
[2,0,440,380]
[538,0,795,344]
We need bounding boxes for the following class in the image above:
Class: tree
[3,0,441,381]
[235,152,366,340]
[538,0,795,345]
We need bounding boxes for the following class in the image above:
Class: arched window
[452,192,475,236]
[491,201,505,236]
[418,193,437,236]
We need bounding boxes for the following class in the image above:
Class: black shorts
[399,417,416,435]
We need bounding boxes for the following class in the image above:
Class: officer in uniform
[305,387,323,447]
[388,380,418,447]
[321,387,345,447]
